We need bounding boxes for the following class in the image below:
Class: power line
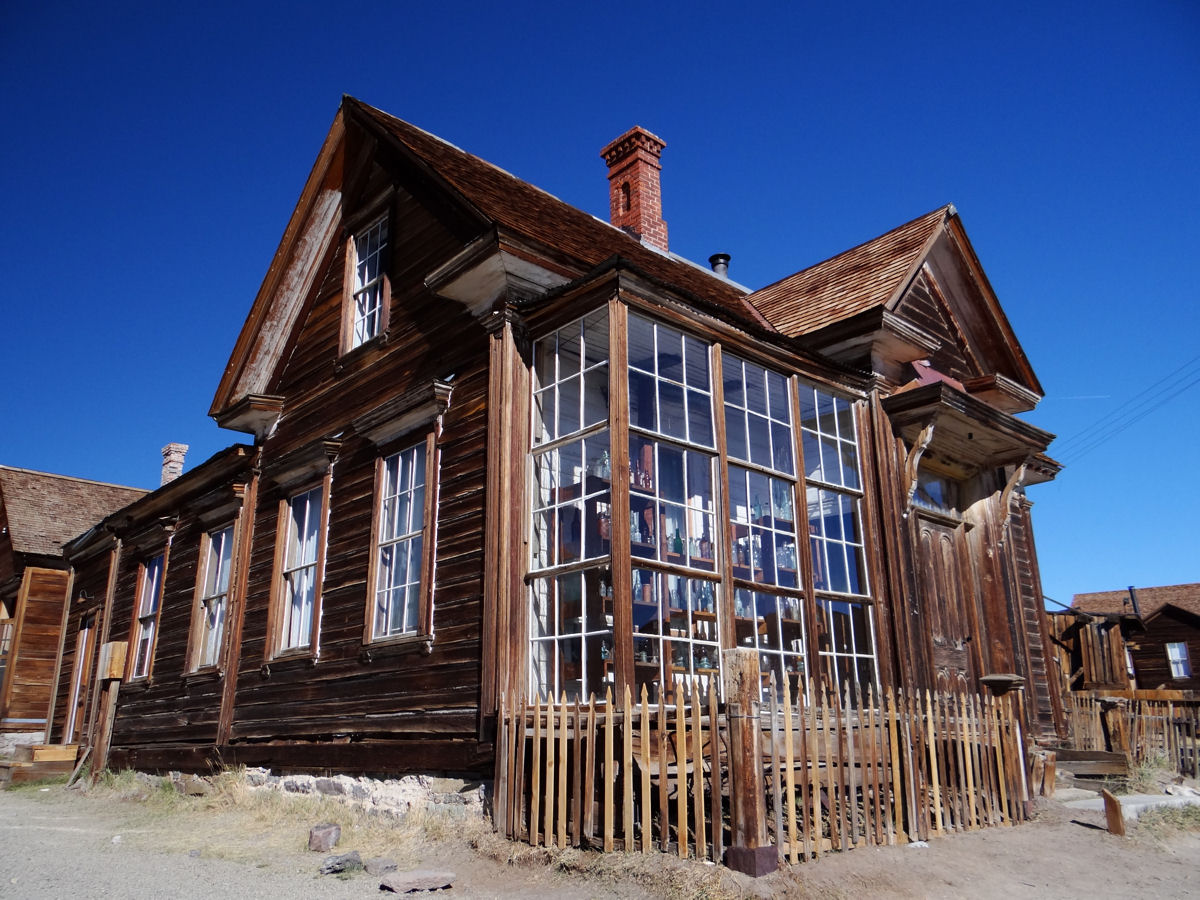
[1057,366,1200,464]
[1052,351,1200,458]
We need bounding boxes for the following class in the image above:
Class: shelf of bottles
[729,472,799,589]
[628,436,717,574]
[733,587,807,700]
[629,566,720,703]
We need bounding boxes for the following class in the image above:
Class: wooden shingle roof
[748,206,951,337]
[348,98,767,327]
[0,466,146,559]
[1072,583,1200,621]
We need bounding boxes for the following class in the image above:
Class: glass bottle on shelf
[600,450,611,480]
[673,528,684,554]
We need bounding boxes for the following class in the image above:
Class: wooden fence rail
[494,678,1030,866]
[1066,693,1200,777]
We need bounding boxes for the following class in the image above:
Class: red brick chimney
[601,126,668,252]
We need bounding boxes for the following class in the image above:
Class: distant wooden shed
[0,467,145,733]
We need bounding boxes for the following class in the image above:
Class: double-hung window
[349,216,389,349]
[1167,642,1192,679]
[190,525,234,670]
[277,486,326,653]
[131,553,165,679]
[371,442,430,639]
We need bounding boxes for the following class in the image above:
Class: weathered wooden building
[50,97,1065,777]
[1070,584,1200,691]
[0,466,144,735]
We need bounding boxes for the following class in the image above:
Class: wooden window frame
[185,522,237,673]
[340,212,391,355]
[127,550,168,680]
[363,431,439,645]
[266,474,331,660]
[1166,641,1192,679]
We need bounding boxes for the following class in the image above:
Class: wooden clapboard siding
[893,270,975,383]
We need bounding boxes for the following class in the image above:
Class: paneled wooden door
[916,516,973,692]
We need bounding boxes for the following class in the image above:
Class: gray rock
[379,869,455,893]
[364,857,398,875]
[318,851,362,874]
[308,823,341,852]
[188,849,201,858]
[181,774,210,796]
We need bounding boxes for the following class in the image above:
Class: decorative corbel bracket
[902,421,936,518]
[998,457,1030,546]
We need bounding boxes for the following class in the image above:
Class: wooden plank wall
[110,169,496,775]
[1066,692,1199,778]
[495,679,1030,864]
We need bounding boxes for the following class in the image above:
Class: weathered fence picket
[495,681,1031,866]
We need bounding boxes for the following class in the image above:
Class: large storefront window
[529,311,612,700]
[528,308,877,702]
[799,384,876,691]
[724,355,806,697]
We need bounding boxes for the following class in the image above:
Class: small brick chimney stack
[161,442,188,486]
[601,126,668,252]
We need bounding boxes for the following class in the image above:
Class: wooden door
[65,612,97,743]
[916,516,971,692]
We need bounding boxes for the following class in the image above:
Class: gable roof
[212,98,770,420]
[748,206,949,337]
[1072,583,1200,621]
[346,98,761,324]
[0,466,147,559]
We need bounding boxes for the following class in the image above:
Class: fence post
[722,648,777,876]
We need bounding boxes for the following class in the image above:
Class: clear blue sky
[2,1,1197,608]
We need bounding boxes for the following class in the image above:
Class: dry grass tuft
[79,768,489,867]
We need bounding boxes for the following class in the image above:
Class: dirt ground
[0,779,1197,899]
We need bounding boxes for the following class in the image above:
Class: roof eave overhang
[214,394,286,439]
[803,307,942,370]
[424,227,575,315]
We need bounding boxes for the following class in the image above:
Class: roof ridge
[753,204,952,297]
[345,97,754,299]
[0,464,148,494]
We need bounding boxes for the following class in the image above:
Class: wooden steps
[1053,748,1129,777]
[0,744,78,787]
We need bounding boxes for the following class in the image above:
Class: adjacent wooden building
[0,466,144,734]
[49,97,1066,777]
[1070,584,1200,691]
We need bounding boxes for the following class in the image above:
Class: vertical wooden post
[722,648,777,876]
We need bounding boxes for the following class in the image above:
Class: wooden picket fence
[1067,692,1200,777]
[493,677,1031,865]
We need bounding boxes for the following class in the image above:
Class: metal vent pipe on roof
[709,253,731,279]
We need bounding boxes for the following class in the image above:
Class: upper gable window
[130,553,166,679]
[348,216,390,351]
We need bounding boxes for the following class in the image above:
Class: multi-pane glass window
[632,567,720,700]
[194,526,233,669]
[526,309,879,703]
[1167,642,1192,679]
[132,554,165,678]
[799,383,875,690]
[374,444,426,638]
[628,314,719,702]
[530,312,611,700]
[280,486,323,652]
[351,216,388,348]
[724,355,805,696]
